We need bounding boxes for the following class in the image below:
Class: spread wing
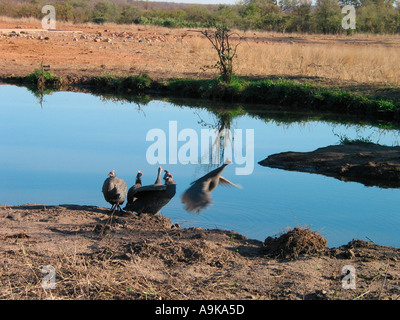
[218,176,242,189]
[189,165,227,185]
[182,163,241,213]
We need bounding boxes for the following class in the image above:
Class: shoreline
[1,20,400,125]
[2,72,400,126]
[1,203,400,300]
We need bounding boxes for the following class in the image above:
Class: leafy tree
[185,4,212,24]
[357,0,400,33]
[338,0,363,6]
[54,1,74,22]
[314,0,342,34]
[285,0,313,32]
[1,0,400,35]
[92,1,120,23]
[70,1,91,23]
[118,4,141,24]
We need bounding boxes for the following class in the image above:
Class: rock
[259,143,400,188]
[345,249,355,259]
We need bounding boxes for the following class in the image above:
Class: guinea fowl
[127,166,161,205]
[123,170,176,215]
[127,171,143,204]
[181,159,241,213]
[102,170,127,213]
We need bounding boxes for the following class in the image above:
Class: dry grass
[1,16,400,86]
[235,41,400,85]
[166,26,400,86]
[1,245,163,300]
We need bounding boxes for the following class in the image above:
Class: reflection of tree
[195,108,243,171]
[332,124,400,146]
[98,94,147,116]
[26,85,54,109]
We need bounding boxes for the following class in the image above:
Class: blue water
[1,84,400,248]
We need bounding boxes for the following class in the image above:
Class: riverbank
[1,19,400,123]
[1,204,399,300]
[3,71,400,125]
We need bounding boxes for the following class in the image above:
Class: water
[1,84,400,248]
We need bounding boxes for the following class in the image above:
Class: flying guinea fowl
[102,170,127,213]
[123,170,176,215]
[126,171,143,205]
[181,159,241,213]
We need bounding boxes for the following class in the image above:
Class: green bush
[1,0,400,34]
[26,68,62,84]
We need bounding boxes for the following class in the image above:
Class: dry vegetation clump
[263,227,328,259]
[1,245,165,299]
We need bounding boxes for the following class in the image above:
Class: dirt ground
[0,20,221,81]
[1,19,400,93]
[0,204,399,300]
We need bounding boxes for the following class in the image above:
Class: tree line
[0,0,399,34]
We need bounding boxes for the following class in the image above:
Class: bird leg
[100,205,117,236]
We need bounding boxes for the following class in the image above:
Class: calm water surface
[1,85,400,248]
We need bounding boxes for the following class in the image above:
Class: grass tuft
[10,70,400,123]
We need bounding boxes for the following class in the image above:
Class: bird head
[163,170,173,181]
[224,159,233,165]
[108,170,116,177]
[137,170,143,178]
